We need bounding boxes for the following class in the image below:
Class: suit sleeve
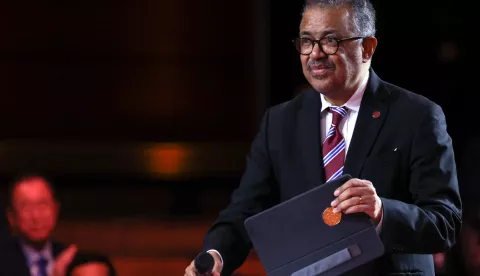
[201,109,280,275]
[379,103,462,254]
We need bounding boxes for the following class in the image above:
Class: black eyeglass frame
[292,36,365,55]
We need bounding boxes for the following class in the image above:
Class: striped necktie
[322,106,347,182]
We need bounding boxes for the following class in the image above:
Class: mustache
[307,60,334,70]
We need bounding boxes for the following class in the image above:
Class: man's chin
[21,234,50,245]
[310,72,330,81]
[310,79,334,94]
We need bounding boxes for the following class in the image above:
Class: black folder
[244,174,384,276]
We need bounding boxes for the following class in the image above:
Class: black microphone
[194,252,215,275]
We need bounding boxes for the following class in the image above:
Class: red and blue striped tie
[323,106,347,182]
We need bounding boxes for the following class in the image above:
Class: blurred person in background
[0,173,115,276]
[433,252,448,276]
[434,206,480,276]
[457,208,480,276]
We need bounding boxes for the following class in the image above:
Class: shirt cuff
[206,249,223,264]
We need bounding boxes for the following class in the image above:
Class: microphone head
[194,252,214,274]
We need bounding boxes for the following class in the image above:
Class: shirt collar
[320,70,369,113]
[20,240,54,265]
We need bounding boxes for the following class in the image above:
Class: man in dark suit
[184,0,462,275]
[0,173,115,276]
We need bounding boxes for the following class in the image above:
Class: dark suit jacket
[0,238,116,276]
[0,238,66,276]
[202,70,462,276]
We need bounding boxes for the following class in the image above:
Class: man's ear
[362,36,377,63]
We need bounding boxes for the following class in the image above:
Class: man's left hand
[330,178,383,225]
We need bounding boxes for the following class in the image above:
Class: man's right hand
[184,251,223,276]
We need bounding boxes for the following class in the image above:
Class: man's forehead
[300,28,341,37]
[299,6,355,35]
[14,178,52,196]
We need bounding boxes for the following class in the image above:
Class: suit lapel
[344,70,389,178]
[298,89,325,187]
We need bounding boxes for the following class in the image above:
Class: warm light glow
[145,143,190,177]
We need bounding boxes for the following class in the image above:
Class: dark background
[0,1,476,275]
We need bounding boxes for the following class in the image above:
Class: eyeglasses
[293,36,364,55]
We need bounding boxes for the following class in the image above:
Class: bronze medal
[323,207,342,226]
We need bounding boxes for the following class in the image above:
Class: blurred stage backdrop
[0,0,474,275]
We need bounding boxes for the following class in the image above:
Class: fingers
[56,244,78,266]
[331,186,373,207]
[329,178,383,223]
[331,178,378,217]
[334,179,372,196]
[184,261,197,276]
[343,202,374,214]
[334,195,375,214]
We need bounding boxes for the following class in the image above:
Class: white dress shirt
[21,241,54,276]
[320,71,369,152]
